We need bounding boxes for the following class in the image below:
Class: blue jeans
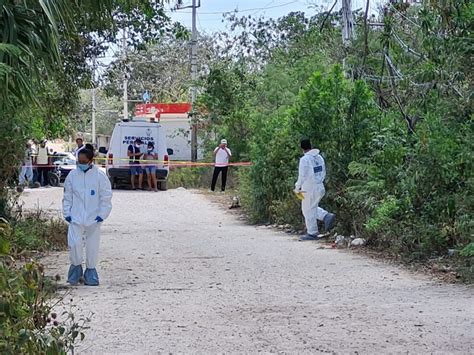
[19,166,33,185]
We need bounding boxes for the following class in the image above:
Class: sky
[167,0,385,33]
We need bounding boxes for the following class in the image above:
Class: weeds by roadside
[167,167,210,189]
[0,194,88,353]
[167,166,242,190]
[10,209,68,256]
[0,260,90,354]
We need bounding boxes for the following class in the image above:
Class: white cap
[221,139,227,144]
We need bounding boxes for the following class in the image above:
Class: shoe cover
[67,264,83,285]
[84,268,100,286]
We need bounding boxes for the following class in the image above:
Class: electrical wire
[197,12,205,33]
[252,0,275,16]
[173,0,299,15]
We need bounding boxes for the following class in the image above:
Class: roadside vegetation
[0,191,88,353]
[0,1,184,352]
[192,2,473,280]
[107,2,472,281]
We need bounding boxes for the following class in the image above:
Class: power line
[173,1,299,15]
[197,12,204,32]
[252,0,276,16]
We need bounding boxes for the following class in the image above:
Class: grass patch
[9,209,68,256]
[1,201,87,353]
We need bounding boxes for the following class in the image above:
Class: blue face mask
[77,163,90,172]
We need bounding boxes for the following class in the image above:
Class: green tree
[0,0,177,213]
[198,2,473,274]
[104,34,218,104]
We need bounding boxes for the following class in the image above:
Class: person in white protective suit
[62,148,112,285]
[294,139,336,241]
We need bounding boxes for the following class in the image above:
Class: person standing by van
[128,138,143,190]
[34,140,52,186]
[211,139,232,192]
[144,142,158,192]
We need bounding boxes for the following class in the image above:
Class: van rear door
[120,123,160,164]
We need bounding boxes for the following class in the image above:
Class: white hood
[305,148,320,157]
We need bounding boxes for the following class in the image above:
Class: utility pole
[122,28,129,121]
[173,0,200,161]
[190,0,199,162]
[92,56,97,144]
[341,0,355,77]
[342,0,355,45]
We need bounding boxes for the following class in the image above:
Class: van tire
[158,181,167,191]
[48,172,60,187]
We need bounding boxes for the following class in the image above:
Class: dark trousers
[211,166,228,191]
[37,166,50,186]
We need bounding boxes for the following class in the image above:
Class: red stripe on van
[135,103,191,116]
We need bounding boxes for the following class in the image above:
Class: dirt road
[21,188,473,354]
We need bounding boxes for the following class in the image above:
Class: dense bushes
[0,261,87,354]
[348,114,473,251]
[1,198,68,257]
[0,204,84,353]
[198,3,473,276]
[235,65,378,229]
[238,66,472,266]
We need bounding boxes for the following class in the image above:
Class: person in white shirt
[211,139,232,192]
[74,137,85,160]
[294,138,335,241]
[34,140,52,186]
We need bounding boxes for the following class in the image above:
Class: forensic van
[134,102,204,161]
[106,118,171,190]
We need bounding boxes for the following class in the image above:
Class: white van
[106,119,171,190]
[134,103,204,161]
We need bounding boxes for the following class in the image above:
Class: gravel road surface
[21,187,473,354]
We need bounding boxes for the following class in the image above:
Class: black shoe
[324,213,336,232]
[299,234,318,241]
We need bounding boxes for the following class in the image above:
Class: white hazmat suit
[295,149,329,236]
[62,165,112,285]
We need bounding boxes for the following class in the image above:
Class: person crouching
[294,139,335,241]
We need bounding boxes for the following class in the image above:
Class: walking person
[211,139,232,192]
[127,139,144,190]
[34,140,52,186]
[294,139,336,241]
[19,142,34,187]
[63,148,112,286]
[144,142,158,192]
